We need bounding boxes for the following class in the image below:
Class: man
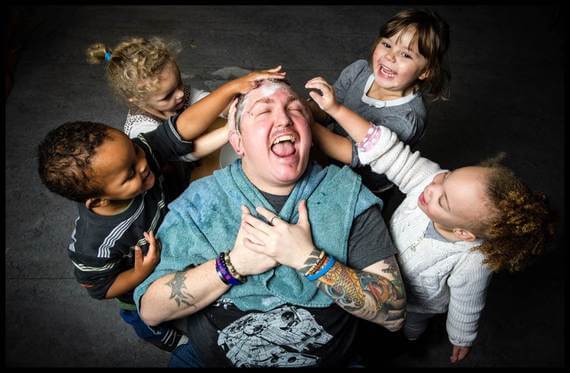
[134,79,406,367]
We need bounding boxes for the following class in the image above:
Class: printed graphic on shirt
[217,305,332,367]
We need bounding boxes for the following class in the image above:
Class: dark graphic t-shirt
[176,190,396,367]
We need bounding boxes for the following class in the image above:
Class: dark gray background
[5,5,564,367]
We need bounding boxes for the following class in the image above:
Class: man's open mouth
[271,134,297,157]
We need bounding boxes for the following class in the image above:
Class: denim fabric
[119,309,183,352]
[168,339,205,368]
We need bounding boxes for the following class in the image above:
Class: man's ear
[85,197,109,210]
[229,130,244,157]
[452,228,477,242]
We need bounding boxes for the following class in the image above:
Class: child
[305,77,555,363]
[308,9,449,194]
[86,36,229,201]
[36,66,286,352]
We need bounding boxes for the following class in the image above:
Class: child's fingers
[144,231,156,244]
[305,80,329,93]
[305,76,329,87]
[134,246,143,267]
[144,231,160,257]
[265,65,283,72]
[308,91,324,104]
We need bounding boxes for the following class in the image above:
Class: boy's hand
[305,77,341,116]
[232,65,286,95]
[134,231,161,277]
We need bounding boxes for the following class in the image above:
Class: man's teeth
[273,135,295,145]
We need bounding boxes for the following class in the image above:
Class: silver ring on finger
[270,215,279,226]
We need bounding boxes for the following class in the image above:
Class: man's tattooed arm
[299,249,406,331]
[165,271,197,309]
[139,259,229,326]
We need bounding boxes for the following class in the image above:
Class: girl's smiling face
[370,27,429,99]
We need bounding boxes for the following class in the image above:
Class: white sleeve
[357,124,442,194]
[446,253,493,347]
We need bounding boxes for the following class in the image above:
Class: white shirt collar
[361,74,418,108]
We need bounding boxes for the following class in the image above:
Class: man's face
[230,82,312,195]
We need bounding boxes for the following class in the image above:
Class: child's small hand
[305,77,341,116]
[450,344,470,363]
[134,231,161,276]
[233,65,286,95]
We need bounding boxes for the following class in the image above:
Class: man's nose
[274,109,292,127]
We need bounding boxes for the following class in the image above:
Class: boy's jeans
[119,309,185,352]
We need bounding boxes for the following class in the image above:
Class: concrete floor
[5,5,564,367]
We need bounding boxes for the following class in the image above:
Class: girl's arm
[445,256,493,362]
[175,66,286,141]
[309,121,353,165]
[189,124,229,159]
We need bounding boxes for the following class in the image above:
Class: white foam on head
[258,82,283,97]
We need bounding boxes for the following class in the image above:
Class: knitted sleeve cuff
[356,123,381,152]
[448,335,474,347]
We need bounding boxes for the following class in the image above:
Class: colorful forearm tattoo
[165,271,196,309]
[300,250,406,329]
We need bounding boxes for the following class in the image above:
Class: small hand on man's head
[233,65,287,95]
[305,77,341,116]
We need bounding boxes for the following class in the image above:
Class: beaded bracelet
[306,255,336,281]
[215,260,230,286]
[223,252,246,283]
[304,250,326,277]
[215,252,242,286]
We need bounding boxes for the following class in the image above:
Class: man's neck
[242,165,296,196]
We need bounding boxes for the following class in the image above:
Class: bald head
[232,79,311,133]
